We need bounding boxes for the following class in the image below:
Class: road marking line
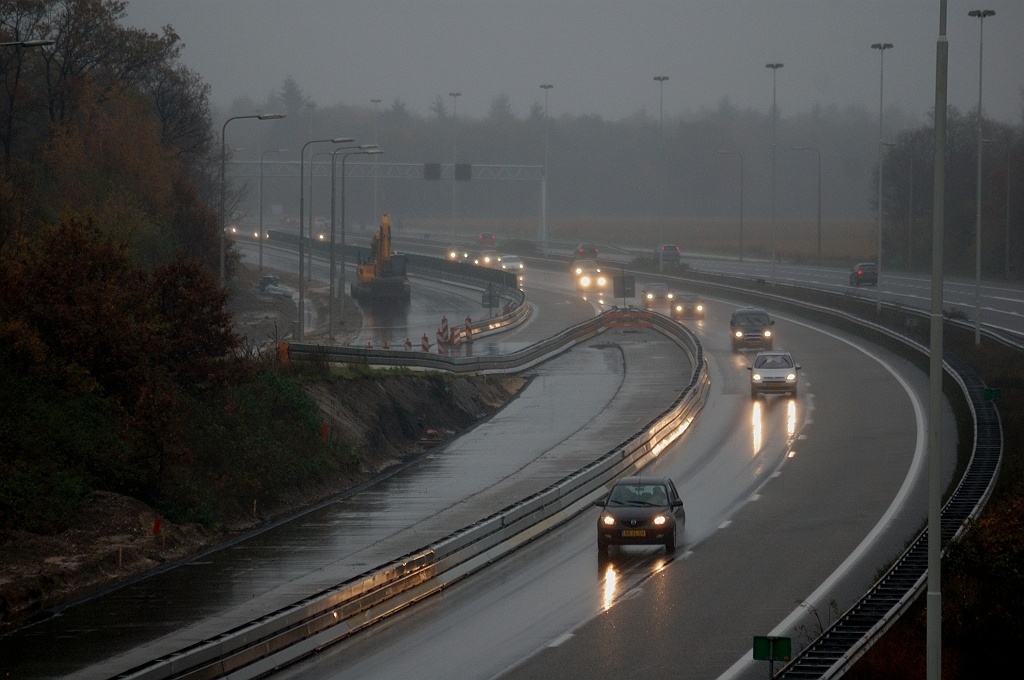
[749,494,761,502]
[715,318,926,680]
[771,471,781,478]
[548,633,573,648]
[718,520,732,529]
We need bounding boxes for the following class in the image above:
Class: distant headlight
[675,305,683,312]
[597,277,606,286]
[647,293,654,299]
[602,515,615,526]
[653,516,667,525]
[575,268,582,274]
[696,305,703,311]
[580,276,591,286]
[787,373,797,381]
[450,251,457,258]
[519,263,524,268]
[230,227,237,233]
[735,331,743,338]
[474,259,480,264]
[764,330,772,338]
[253,232,259,238]
[752,373,762,381]
[484,256,491,263]
[667,293,674,299]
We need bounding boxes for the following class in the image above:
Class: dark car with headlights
[849,262,878,286]
[671,293,705,319]
[641,282,674,306]
[730,307,774,351]
[595,476,685,555]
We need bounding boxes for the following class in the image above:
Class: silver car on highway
[748,351,801,398]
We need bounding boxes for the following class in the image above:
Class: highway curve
[268,271,959,680]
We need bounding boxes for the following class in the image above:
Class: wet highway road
[273,284,958,680]
[2,269,686,678]
[677,256,1024,337]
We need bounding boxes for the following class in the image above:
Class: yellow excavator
[351,214,411,304]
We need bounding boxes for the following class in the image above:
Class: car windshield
[856,263,877,271]
[607,484,669,507]
[733,312,771,326]
[574,260,597,270]
[754,354,794,369]
[681,294,700,303]
[647,284,668,293]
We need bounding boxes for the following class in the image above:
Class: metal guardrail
[108,309,708,680]
[613,266,1003,680]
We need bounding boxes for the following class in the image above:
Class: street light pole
[221,113,285,285]
[927,4,949,679]
[540,84,553,246]
[309,151,334,282]
[872,42,893,313]
[259,148,287,279]
[1005,140,1012,280]
[298,137,353,341]
[766,63,783,283]
[654,76,669,137]
[969,9,995,344]
[793,147,822,265]
[449,92,461,233]
[371,98,382,223]
[718,151,744,261]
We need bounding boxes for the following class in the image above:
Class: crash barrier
[613,267,1003,680]
[110,311,709,680]
[285,306,637,374]
[264,230,526,341]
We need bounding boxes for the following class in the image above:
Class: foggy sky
[124,0,1023,127]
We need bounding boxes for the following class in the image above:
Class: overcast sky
[125,0,1023,125]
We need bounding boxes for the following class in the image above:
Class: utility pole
[872,42,894,314]
[766,63,783,284]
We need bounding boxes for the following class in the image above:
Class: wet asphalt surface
[269,276,959,680]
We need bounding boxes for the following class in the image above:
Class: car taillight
[858,269,863,275]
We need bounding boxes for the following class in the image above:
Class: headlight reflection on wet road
[787,399,797,437]
[603,565,617,610]
[752,401,763,454]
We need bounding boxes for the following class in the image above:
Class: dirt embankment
[0,373,525,631]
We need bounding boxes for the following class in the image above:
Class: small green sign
[983,387,1002,401]
[753,635,792,662]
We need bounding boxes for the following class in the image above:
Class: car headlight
[575,268,582,274]
[735,331,743,338]
[519,263,524,268]
[653,516,667,525]
[580,276,590,286]
[696,305,703,311]
[602,515,615,526]
[450,251,457,258]
[484,257,490,263]
[253,232,259,238]
[752,373,762,381]
[764,330,772,338]
[597,277,606,286]
[474,259,479,264]
[676,305,683,312]
[647,293,654,299]
[787,373,797,381]
[667,293,674,299]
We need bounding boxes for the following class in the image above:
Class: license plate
[622,529,646,537]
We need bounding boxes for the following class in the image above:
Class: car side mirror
[671,499,684,508]
[796,365,802,370]
[771,320,775,325]
[593,498,606,508]
[747,366,752,371]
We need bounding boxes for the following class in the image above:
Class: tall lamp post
[766,63,783,283]
[308,151,336,282]
[259,148,287,279]
[221,113,285,284]
[872,42,894,313]
[793,147,822,265]
[1003,139,1011,280]
[449,92,461,232]
[926,4,950,678]
[717,151,744,261]
[330,145,380,339]
[371,98,382,222]
[298,137,353,341]
[540,84,553,245]
[654,76,669,137]
[969,9,995,344]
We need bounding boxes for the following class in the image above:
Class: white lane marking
[748,494,761,502]
[548,632,573,648]
[715,318,926,680]
[718,520,732,530]
[681,550,694,560]
[770,471,781,478]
